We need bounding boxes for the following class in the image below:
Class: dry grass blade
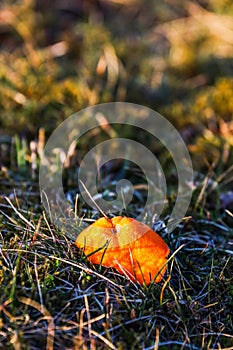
[87,328,117,350]
[225,209,233,218]
[79,180,109,220]
[153,327,160,350]
[18,297,55,350]
[187,2,233,44]
[48,255,122,289]
[4,196,35,229]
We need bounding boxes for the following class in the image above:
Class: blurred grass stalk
[14,134,27,171]
[5,128,45,177]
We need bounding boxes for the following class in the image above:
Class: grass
[0,0,233,349]
[0,165,233,349]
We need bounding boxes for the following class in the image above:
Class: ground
[0,0,233,349]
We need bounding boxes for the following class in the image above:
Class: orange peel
[75,216,170,285]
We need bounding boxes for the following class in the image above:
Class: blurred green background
[0,0,233,171]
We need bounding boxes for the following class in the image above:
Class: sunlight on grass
[0,0,233,349]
